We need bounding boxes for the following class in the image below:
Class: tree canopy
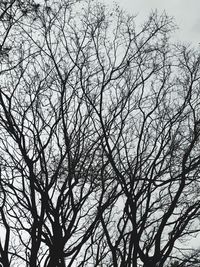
[0,1,200,267]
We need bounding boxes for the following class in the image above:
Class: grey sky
[109,0,200,46]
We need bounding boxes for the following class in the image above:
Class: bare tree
[0,1,200,267]
[0,1,120,266]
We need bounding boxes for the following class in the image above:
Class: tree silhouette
[0,1,200,267]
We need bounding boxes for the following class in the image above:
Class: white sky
[108,0,200,46]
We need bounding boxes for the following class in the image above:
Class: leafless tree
[0,1,200,267]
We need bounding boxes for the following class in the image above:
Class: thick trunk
[143,258,160,267]
[47,239,65,267]
[47,219,65,267]
[29,221,41,267]
[1,252,10,267]
[47,250,65,267]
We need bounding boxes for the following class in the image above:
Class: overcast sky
[108,0,200,47]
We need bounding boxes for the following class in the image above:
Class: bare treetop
[0,1,199,267]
